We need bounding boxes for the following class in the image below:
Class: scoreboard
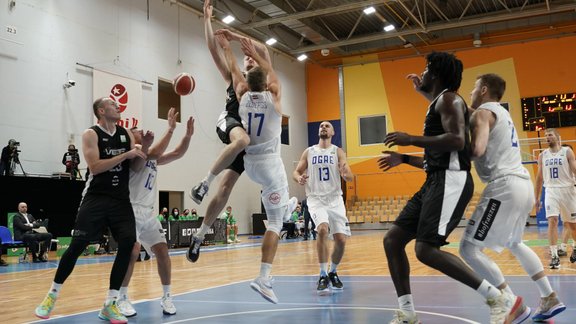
[521,92,576,131]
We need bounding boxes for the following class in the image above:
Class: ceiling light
[384,24,395,32]
[266,38,277,45]
[363,7,376,15]
[297,54,308,62]
[222,15,235,24]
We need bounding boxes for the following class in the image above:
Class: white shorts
[462,176,534,253]
[133,205,166,254]
[545,186,576,223]
[244,154,289,220]
[308,196,351,238]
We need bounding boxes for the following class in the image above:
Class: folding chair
[0,226,29,263]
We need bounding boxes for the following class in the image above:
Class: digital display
[521,92,576,130]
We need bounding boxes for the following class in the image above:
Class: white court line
[163,306,481,324]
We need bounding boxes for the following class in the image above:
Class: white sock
[320,263,328,276]
[535,277,554,298]
[260,262,272,278]
[561,243,567,251]
[329,262,338,274]
[477,280,500,299]
[106,289,119,304]
[550,245,558,258]
[197,223,211,240]
[49,282,62,296]
[119,286,128,299]
[162,285,171,298]
[398,294,415,313]
[204,172,216,186]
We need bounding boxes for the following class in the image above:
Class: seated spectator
[182,209,191,220]
[169,207,180,221]
[221,206,239,243]
[157,207,169,222]
[190,208,199,221]
[12,202,53,263]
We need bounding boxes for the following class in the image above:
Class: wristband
[402,154,410,164]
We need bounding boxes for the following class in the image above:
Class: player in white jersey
[535,128,576,269]
[116,108,195,317]
[293,121,353,295]
[460,74,565,322]
[216,33,295,304]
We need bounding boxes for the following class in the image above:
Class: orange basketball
[173,72,195,96]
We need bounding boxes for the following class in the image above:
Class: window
[359,115,387,145]
[281,115,290,145]
[158,78,181,122]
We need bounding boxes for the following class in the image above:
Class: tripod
[10,153,27,177]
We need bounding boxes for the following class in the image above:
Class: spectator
[221,206,239,243]
[190,209,199,221]
[169,208,179,221]
[0,139,18,176]
[158,207,169,222]
[12,202,53,263]
[62,144,81,180]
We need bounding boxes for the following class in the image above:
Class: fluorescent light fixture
[384,24,395,32]
[363,7,376,15]
[266,38,277,45]
[222,15,235,24]
[297,54,308,61]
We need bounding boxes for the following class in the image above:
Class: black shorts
[216,112,245,175]
[394,170,473,246]
[72,194,136,243]
[216,113,243,145]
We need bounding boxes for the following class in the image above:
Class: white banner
[93,70,142,129]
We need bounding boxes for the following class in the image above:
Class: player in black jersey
[186,0,272,263]
[35,97,149,323]
[378,52,519,324]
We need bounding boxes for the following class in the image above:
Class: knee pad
[266,217,283,235]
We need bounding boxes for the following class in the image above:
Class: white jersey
[541,146,574,188]
[473,102,529,182]
[239,91,281,155]
[306,144,342,198]
[129,160,157,208]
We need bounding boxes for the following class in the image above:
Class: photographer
[62,144,81,179]
[0,139,19,176]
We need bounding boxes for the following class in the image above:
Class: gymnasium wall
[306,36,576,199]
[0,0,308,234]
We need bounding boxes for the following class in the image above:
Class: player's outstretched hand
[378,151,402,172]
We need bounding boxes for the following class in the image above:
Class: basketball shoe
[116,297,136,317]
[486,291,520,324]
[190,181,209,204]
[389,310,420,324]
[35,292,57,319]
[98,300,128,324]
[549,256,560,269]
[250,276,278,304]
[328,271,343,290]
[161,295,177,315]
[186,234,203,263]
[317,275,330,295]
[532,292,566,321]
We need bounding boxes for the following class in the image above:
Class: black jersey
[83,125,131,200]
[423,91,471,173]
[225,82,240,119]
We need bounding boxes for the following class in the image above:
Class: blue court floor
[29,275,574,323]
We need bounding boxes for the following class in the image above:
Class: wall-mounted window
[158,78,181,122]
[359,115,387,146]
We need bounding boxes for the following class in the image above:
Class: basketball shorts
[133,204,166,254]
[545,186,576,223]
[463,175,534,253]
[216,110,245,175]
[244,153,289,223]
[72,194,136,243]
[308,196,351,238]
[395,170,473,246]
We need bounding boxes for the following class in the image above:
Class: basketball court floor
[2,227,574,323]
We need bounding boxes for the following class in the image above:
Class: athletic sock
[329,262,338,273]
[49,282,62,297]
[162,285,171,298]
[197,223,211,240]
[477,280,500,299]
[260,262,272,278]
[203,172,216,186]
[320,263,328,276]
[398,294,416,313]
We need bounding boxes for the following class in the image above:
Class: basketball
[173,72,195,96]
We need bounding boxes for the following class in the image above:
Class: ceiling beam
[289,3,576,54]
[243,0,397,29]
